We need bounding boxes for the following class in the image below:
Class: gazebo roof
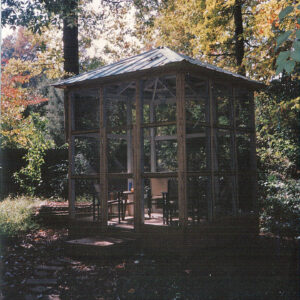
[53,47,262,88]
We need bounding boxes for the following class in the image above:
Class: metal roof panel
[53,47,261,87]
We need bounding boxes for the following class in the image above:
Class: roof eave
[52,59,265,90]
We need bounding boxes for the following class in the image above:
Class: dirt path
[0,228,298,300]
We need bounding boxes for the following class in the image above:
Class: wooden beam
[68,91,75,219]
[64,91,69,142]
[71,174,99,179]
[127,98,133,174]
[71,129,99,136]
[154,135,177,141]
[133,80,143,231]
[208,79,215,221]
[250,91,258,222]
[99,87,108,231]
[127,98,133,190]
[176,72,187,228]
[150,80,157,172]
[232,86,238,216]
[108,173,133,179]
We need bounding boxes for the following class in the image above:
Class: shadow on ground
[0,228,298,300]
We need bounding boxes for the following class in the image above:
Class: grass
[0,196,44,237]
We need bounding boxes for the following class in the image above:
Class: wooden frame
[65,66,258,236]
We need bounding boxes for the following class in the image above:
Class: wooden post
[68,90,75,219]
[150,102,157,172]
[176,73,187,228]
[208,79,215,221]
[250,91,258,225]
[133,80,143,231]
[150,78,158,172]
[232,86,238,216]
[99,87,108,231]
[64,91,69,142]
[127,98,133,189]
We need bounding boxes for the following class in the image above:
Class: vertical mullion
[68,90,75,219]
[127,98,133,177]
[232,86,238,216]
[134,80,143,231]
[250,91,258,224]
[150,100,157,172]
[208,79,215,221]
[100,87,108,231]
[176,73,187,228]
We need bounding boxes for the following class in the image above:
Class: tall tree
[134,0,252,75]
[133,0,297,80]
[1,0,101,75]
[62,0,79,75]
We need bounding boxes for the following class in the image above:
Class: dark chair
[147,178,178,225]
[164,179,178,225]
[92,185,122,223]
[147,178,168,219]
[108,191,123,223]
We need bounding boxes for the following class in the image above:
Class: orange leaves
[1,59,48,149]
[1,65,48,111]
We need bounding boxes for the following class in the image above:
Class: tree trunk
[233,0,245,75]
[63,1,79,76]
[62,0,79,142]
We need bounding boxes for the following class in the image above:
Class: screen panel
[72,89,100,131]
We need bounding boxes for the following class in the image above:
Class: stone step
[64,236,138,258]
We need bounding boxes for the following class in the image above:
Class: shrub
[0,196,43,237]
[259,177,300,239]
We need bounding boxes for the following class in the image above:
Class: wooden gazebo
[54,47,262,240]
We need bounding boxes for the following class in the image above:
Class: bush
[259,178,300,239]
[0,196,43,237]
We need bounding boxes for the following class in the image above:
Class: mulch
[0,226,299,300]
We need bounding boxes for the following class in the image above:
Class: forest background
[1,0,299,238]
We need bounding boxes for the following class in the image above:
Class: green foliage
[260,178,300,238]
[276,30,293,48]
[46,159,68,199]
[278,6,294,21]
[13,113,54,195]
[256,81,298,175]
[256,78,299,238]
[0,196,43,237]
[275,3,300,75]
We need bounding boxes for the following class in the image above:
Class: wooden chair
[147,178,178,225]
[92,184,122,223]
[147,178,168,219]
[165,179,178,225]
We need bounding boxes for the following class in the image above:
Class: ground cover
[0,226,298,300]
